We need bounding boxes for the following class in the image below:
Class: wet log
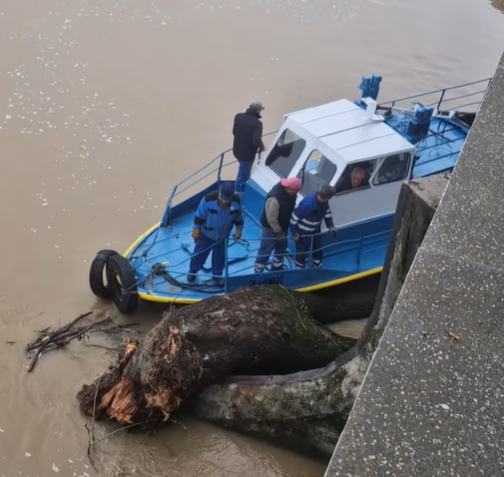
[77,285,356,431]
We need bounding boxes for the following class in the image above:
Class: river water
[0,0,503,476]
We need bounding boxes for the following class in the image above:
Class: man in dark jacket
[232,100,265,192]
[290,185,337,268]
[254,178,302,273]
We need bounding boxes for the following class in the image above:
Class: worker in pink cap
[254,177,302,273]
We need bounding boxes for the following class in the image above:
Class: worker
[290,185,337,269]
[187,182,244,287]
[232,100,266,193]
[254,177,302,273]
[337,166,369,192]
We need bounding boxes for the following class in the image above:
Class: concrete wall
[324,53,504,477]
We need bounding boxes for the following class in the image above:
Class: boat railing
[165,131,279,209]
[379,77,492,113]
[222,228,390,285]
[139,227,390,294]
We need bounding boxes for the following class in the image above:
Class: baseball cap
[250,100,265,111]
[280,177,302,192]
[219,182,235,202]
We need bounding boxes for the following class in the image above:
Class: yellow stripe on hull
[123,221,161,257]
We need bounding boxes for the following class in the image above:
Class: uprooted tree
[77,285,357,431]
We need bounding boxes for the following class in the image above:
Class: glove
[329,227,337,237]
[259,141,266,152]
[276,230,286,242]
[291,233,300,243]
[191,228,200,241]
[233,229,243,240]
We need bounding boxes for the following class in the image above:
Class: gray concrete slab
[324,55,504,477]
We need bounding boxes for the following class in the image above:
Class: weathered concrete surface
[324,58,504,476]
[363,173,449,362]
[191,174,447,460]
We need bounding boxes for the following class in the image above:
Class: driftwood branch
[25,312,138,373]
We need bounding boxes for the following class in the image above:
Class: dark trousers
[295,233,322,269]
[234,157,254,192]
[189,234,226,277]
[254,227,287,272]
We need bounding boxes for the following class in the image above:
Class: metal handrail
[378,78,492,106]
[425,88,488,107]
[139,227,383,270]
[166,131,279,207]
[137,227,391,296]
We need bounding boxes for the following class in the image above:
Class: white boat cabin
[251,98,415,228]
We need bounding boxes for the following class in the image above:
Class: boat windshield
[372,152,411,185]
[265,129,306,178]
[297,150,337,197]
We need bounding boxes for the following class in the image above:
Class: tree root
[76,285,356,433]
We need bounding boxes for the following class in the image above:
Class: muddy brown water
[0,0,503,476]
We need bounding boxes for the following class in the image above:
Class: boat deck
[390,117,467,179]
[127,201,389,303]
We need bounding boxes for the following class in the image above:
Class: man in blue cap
[187,182,244,287]
[232,100,265,192]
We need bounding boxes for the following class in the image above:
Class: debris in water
[439,403,450,410]
[52,463,60,472]
[447,331,461,342]
[25,452,31,457]
[25,311,138,372]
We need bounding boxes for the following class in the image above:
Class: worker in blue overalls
[187,182,244,287]
[290,185,337,268]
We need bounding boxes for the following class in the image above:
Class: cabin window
[297,150,337,197]
[265,129,306,178]
[373,152,412,185]
[336,159,377,194]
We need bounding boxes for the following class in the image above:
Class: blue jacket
[290,193,334,236]
[193,191,244,241]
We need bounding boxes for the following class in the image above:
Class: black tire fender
[89,249,119,299]
[107,254,139,314]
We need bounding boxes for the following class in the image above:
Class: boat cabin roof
[283,99,413,164]
[252,98,417,228]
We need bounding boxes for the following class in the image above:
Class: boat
[89,73,491,313]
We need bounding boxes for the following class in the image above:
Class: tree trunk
[77,285,355,432]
